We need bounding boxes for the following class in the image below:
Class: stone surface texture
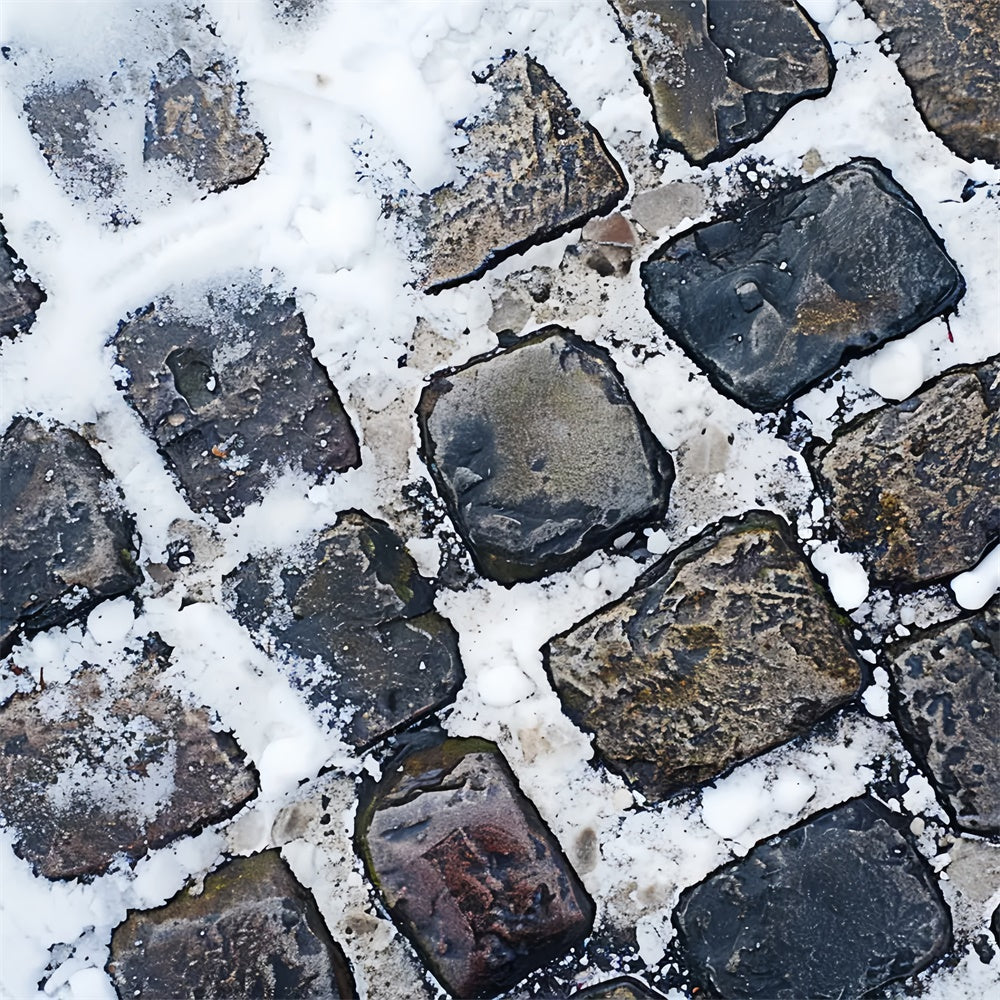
[145,49,268,192]
[109,849,355,998]
[812,358,999,585]
[574,976,661,999]
[611,0,833,165]
[225,511,463,749]
[858,0,999,165]
[0,636,256,880]
[0,223,46,339]
[641,159,966,410]
[113,286,359,522]
[0,418,142,656]
[546,511,861,800]
[356,734,594,999]
[676,797,952,999]
[420,53,627,291]
[889,604,999,835]
[418,327,674,584]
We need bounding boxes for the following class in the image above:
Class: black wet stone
[420,53,627,291]
[356,733,594,999]
[811,358,999,586]
[676,797,952,999]
[0,223,46,339]
[574,976,662,999]
[545,511,861,800]
[888,603,999,835]
[611,0,833,166]
[0,635,257,880]
[113,285,360,522]
[0,418,141,657]
[145,49,267,193]
[224,510,463,750]
[417,327,673,584]
[108,849,355,999]
[22,82,119,199]
[641,159,965,411]
[858,0,999,166]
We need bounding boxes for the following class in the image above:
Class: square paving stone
[145,49,268,193]
[113,285,360,522]
[0,223,46,339]
[675,797,952,999]
[420,53,627,291]
[109,849,355,999]
[611,0,834,166]
[545,511,861,800]
[417,327,674,584]
[858,0,999,166]
[889,602,999,835]
[0,635,257,880]
[224,510,463,750]
[1,418,142,657]
[810,358,999,586]
[355,733,594,999]
[641,159,966,411]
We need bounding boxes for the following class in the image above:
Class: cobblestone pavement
[1,2,997,999]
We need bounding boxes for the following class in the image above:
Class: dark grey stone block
[0,419,141,656]
[113,286,360,523]
[109,850,355,998]
[676,797,952,999]
[225,511,463,750]
[417,327,673,584]
[641,159,965,411]
[356,733,594,999]
[545,511,861,800]
[0,223,46,340]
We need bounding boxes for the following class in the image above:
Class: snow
[1,1,997,998]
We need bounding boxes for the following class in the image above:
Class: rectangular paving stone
[811,358,999,586]
[1,223,46,339]
[420,53,627,291]
[1,418,142,656]
[0,636,257,880]
[356,733,594,999]
[109,849,355,998]
[224,510,463,750]
[641,159,966,410]
[417,327,673,584]
[611,0,834,165]
[889,603,999,835]
[676,797,952,999]
[113,284,360,522]
[545,511,861,800]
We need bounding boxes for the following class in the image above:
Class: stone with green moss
[109,849,355,998]
[545,511,861,800]
[224,510,463,749]
[417,327,674,584]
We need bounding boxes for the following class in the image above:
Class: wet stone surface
[417,327,674,584]
[145,49,268,193]
[109,849,355,998]
[676,797,952,999]
[574,975,661,999]
[611,0,833,166]
[812,358,999,586]
[0,223,46,339]
[858,0,999,166]
[641,159,966,411]
[356,733,594,999]
[419,53,627,291]
[113,286,359,522]
[224,511,463,750]
[545,511,861,800]
[889,603,999,835]
[0,636,257,880]
[0,418,141,657]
